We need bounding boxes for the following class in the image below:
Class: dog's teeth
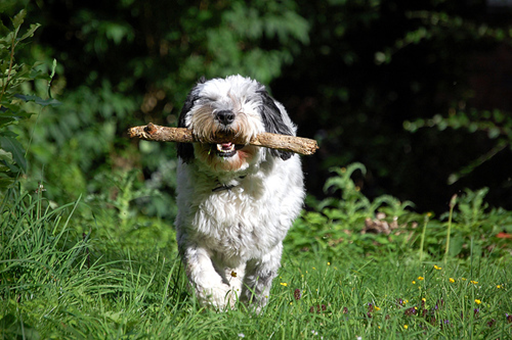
[216,143,235,152]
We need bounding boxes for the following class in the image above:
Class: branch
[128,123,319,156]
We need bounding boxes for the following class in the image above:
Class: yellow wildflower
[412,281,416,284]
[449,278,455,283]
[470,280,478,284]
[475,299,482,304]
[418,276,424,281]
[434,265,442,270]
[374,306,381,311]
[403,325,408,329]
[280,282,288,287]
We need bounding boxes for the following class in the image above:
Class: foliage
[427,188,512,259]
[82,169,177,259]
[287,163,512,262]
[0,0,308,225]
[2,0,510,216]
[275,0,512,212]
[0,9,58,192]
[287,163,419,259]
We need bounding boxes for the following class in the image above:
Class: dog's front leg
[182,245,236,310]
[241,243,283,312]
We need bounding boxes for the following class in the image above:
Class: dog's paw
[198,285,239,311]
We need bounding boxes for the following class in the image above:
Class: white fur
[175,75,305,311]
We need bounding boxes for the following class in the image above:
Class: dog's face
[177,75,294,172]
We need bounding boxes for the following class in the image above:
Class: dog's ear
[177,82,204,163]
[257,89,294,160]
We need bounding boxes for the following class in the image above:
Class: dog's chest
[191,186,280,258]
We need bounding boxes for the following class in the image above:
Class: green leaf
[14,94,61,107]
[0,111,17,128]
[0,136,26,173]
[487,126,500,139]
[18,23,41,42]
[449,234,464,256]
[11,9,26,30]
[0,148,13,164]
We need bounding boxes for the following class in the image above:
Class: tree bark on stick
[128,123,319,156]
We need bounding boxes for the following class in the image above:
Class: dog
[175,75,305,311]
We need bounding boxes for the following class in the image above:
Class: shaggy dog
[175,75,304,311]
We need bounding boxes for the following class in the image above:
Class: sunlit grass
[1,180,511,339]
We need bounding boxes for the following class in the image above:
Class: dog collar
[211,175,247,192]
[212,184,235,192]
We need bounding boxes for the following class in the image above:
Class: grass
[1,187,511,339]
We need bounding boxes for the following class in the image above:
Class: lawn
[1,181,511,339]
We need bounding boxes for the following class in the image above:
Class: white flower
[238,333,245,338]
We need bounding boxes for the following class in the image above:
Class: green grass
[1,188,511,339]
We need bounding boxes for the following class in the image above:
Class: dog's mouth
[212,143,244,158]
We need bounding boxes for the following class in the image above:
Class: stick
[128,123,319,156]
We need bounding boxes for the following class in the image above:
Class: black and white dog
[175,75,304,311]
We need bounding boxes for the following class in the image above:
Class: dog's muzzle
[210,110,244,157]
[215,110,235,126]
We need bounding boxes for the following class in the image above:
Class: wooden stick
[128,123,319,156]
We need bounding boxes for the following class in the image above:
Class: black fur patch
[176,83,203,163]
[257,89,294,160]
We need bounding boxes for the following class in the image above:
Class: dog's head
[177,75,294,172]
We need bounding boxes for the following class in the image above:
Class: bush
[287,163,512,261]
[0,9,58,192]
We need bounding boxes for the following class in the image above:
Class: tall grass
[1,184,511,339]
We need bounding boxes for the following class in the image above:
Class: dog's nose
[215,110,235,125]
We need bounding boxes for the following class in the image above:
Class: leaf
[449,234,464,257]
[0,148,13,163]
[0,136,26,173]
[13,94,61,107]
[0,113,17,128]
[487,126,500,139]
[18,23,41,42]
[11,9,26,30]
